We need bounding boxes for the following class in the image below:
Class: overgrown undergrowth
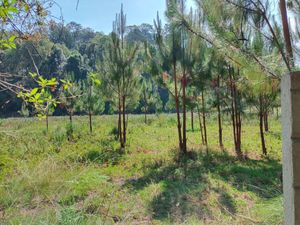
[0,114,282,224]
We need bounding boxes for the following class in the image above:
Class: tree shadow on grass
[123,150,282,223]
[203,152,282,198]
[124,155,214,222]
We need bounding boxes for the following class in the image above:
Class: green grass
[0,114,282,224]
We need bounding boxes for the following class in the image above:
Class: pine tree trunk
[264,111,269,132]
[89,111,92,133]
[122,95,126,148]
[182,74,187,154]
[229,66,243,158]
[236,110,242,155]
[259,96,267,155]
[235,75,242,157]
[217,74,224,150]
[69,112,73,125]
[173,61,183,152]
[217,100,223,150]
[201,91,208,146]
[279,0,294,68]
[197,104,204,145]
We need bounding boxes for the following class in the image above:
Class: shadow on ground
[123,150,282,223]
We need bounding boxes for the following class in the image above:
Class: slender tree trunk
[229,66,243,158]
[201,90,208,147]
[264,111,269,132]
[217,99,223,150]
[279,0,294,68]
[230,85,237,150]
[122,95,126,148]
[191,109,194,132]
[217,74,224,150]
[236,110,242,154]
[259,96,267,155]
[197,104,204,145]
[201,90,208,155]
[69,112,73,125]
[89,111,92,133]
[234,72,242,156]
[173,61,183,152]
[182,73,187,154]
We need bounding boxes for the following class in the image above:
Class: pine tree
[76,72,104,133]
[103,4,139,150]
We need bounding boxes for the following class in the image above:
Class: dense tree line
[0,20,164,116]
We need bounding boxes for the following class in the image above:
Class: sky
[50,0,168,34]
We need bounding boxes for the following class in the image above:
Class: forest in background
[0,20,168,116]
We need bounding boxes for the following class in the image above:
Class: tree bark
[69,112,73,125]
[182,73,187,154]
[279,0,294,69]
[264,111,269,132]
[89,111,92,133]
[201,90,208,146]
[173,61,183,152]
[259,96,267,155]
[122,95,126,148]
[217,74,224,150]
[201,90,208,155]
[121,95,126,148]
[229,66,243,158]
[197,104,204,145]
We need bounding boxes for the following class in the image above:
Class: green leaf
[8,36,16,42]
[35,93,41,99]
[46,81,57,86]
[94,79,101,86]
[30,88,38,96]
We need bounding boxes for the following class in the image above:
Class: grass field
[0,114,283,224]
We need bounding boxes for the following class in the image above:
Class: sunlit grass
[0,113,282,224]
